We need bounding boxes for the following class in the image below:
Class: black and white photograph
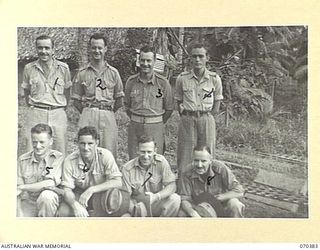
[17,26,308,219]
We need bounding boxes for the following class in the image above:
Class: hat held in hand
[100,188,131,217]
[194,192,226,217]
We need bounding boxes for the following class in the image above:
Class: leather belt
[182,110,211,117]
[31,105,64,110]
[84,102,113,111]
[131,114,163,124]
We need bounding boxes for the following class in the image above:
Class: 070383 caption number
[300,244,318,248]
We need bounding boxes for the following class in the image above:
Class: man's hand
[79,188,94,207]
[73,202,89,217]
[145,192,160,204]
[190,210,201,218]
[214,194,224,201]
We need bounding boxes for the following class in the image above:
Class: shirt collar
[30,150,53,164]
[129,156,156,171]
[87,62,110,73]
[137,73,156,85]
[190,68,210,81]
[34,58,59,72]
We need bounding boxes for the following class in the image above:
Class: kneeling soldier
[121,135,180,217]
[178,145,245,217]
[17,124,64,217]
[60,126,122,217]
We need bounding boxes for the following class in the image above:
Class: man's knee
[167,193,181,207]
[226,198,245,218]
[37,190,59,205]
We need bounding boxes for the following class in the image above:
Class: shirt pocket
[149,88,164,111]
[130,89,143,107]
[23,171,38,184]
[30,78,44,97]
[182,85,194,100]
[201,86,215,104]
[73,172,89,189]
[53,77,65,94]
[148,175,162,192]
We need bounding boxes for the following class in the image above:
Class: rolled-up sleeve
[21,64,31,89]
[17,159,24,186]
[214,74,223,101]
[178,173,193,202]
[71,71,84,100]
[161,159,176,185]
[102,151,122,180]
[44,155,64,186]
[220,165,244,194]
[174,74,183,102]
[163,79,174,111]
[61,158,76,190]
[63,65,72,89]
[113,70,125,99]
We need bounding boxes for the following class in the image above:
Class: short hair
[189,43,207,53]
[89,33,107,47]
[77,126,100,141]
[140,45,156,59]
[193,144,211,154]
[31,123,53,137]
[137,135,156,147]
[35,35,54,48]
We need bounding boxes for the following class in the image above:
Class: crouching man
[178,145,245,217]
[121,135,180,217]
[60,126,122,217]
[17,123,64,217]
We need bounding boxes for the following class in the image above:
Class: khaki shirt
[72,62,124,106]
[121,154,176,194]
[61,147,122,191]
[124,73,173,116]
[174,69,223,112]
[17,150,64,200]
[22,59,72,107]
[179,160,244,202]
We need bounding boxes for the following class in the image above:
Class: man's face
[192,150,212,175]
[138,141,156,167]
[36,39,54,63]
[191,47,208,70]
[139,51,155,74]
[89,38,107,61]
[31,132,53,158]
[78,135,98,160]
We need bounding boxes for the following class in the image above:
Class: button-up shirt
[125,73,173,116]
[179,160,244,202]
[72,62,124,106]
[17,149,64,200]
[174,69,223,112]
[22,59,72,107]
[121,154,176,194]
[61,147,122,191]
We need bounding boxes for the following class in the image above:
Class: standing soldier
[72,33,124,159]
[125,45,173,159]
[21,35,72,154]
[174,43,223,174]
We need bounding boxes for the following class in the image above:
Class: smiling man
[124,45,173,159]
[178,145,245,217]
[174,43,223,174]
[17,124,64,217]
[21,35,72,154]
[121,135,180,217]
[60,126,122,217]
[72,33,124,159]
